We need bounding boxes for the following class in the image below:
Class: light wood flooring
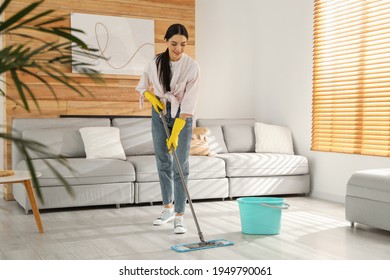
[1,195,390,260]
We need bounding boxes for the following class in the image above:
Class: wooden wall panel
[3,0,195,123]
[2,0,195,198]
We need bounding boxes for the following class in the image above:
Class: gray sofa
[11,117,310,213]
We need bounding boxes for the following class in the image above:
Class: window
[312,0,390,157]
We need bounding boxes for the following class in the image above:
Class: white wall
[196,0,390,203]
[195,0,256,119]
[254,0,313,156]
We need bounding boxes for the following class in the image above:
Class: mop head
[171,239,234,253]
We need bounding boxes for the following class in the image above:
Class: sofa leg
[150,202,153,206]
[116,204,120,209]
[351,222,355,228]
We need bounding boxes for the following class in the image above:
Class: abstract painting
[71,13,155,75]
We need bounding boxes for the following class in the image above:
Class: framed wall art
[71,13,155,75]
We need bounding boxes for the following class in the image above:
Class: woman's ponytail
[156,49,171,92]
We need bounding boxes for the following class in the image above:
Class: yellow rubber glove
[166,118,186,151]
[144,91,164,113]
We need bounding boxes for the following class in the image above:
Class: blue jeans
[151,103,192,214]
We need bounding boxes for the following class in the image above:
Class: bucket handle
[261,203,290,209]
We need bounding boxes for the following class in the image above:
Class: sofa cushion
[79,127,126,160]
[255,122,294,154]
[189,156,226,179]
[205,125,228,154]
[16,158,135,187]
[112,118,155,156]
[126,156,157,182]
[126,155,226,182]
[347,168,390,202]
[223,124,255,153]
[22,128,86,159]
[13,118,110,164]
[216,153,309,177]
[197,118,256,154]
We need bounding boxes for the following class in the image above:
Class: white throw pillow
[254,122,294,154]
[79,127,126,160]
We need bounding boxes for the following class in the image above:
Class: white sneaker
[174,217,187,234]
[153,208,174,226]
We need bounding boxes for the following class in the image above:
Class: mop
[159,111,234,253]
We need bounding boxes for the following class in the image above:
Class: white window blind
[312,0,390,157]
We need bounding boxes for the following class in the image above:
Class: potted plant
[0,0,103,202]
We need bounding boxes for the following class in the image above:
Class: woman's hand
[144,91,164,113]
[166,118,186,151]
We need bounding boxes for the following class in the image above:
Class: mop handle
[159,111,205,243]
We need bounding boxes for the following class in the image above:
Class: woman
[136,24,200,234]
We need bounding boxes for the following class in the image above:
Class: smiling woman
[166,34,188,62]
[136,23,200,235]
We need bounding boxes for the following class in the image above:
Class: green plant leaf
[0,0,43,32]
[10,69,30,111]
[1,0,105,202]
[0,0,11,17]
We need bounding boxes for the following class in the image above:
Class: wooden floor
[1,194,390,260]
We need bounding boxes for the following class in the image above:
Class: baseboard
[310,190,345,204]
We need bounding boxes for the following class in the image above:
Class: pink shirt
[136,53,200,118]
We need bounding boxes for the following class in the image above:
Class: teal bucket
[237,197,290,235]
